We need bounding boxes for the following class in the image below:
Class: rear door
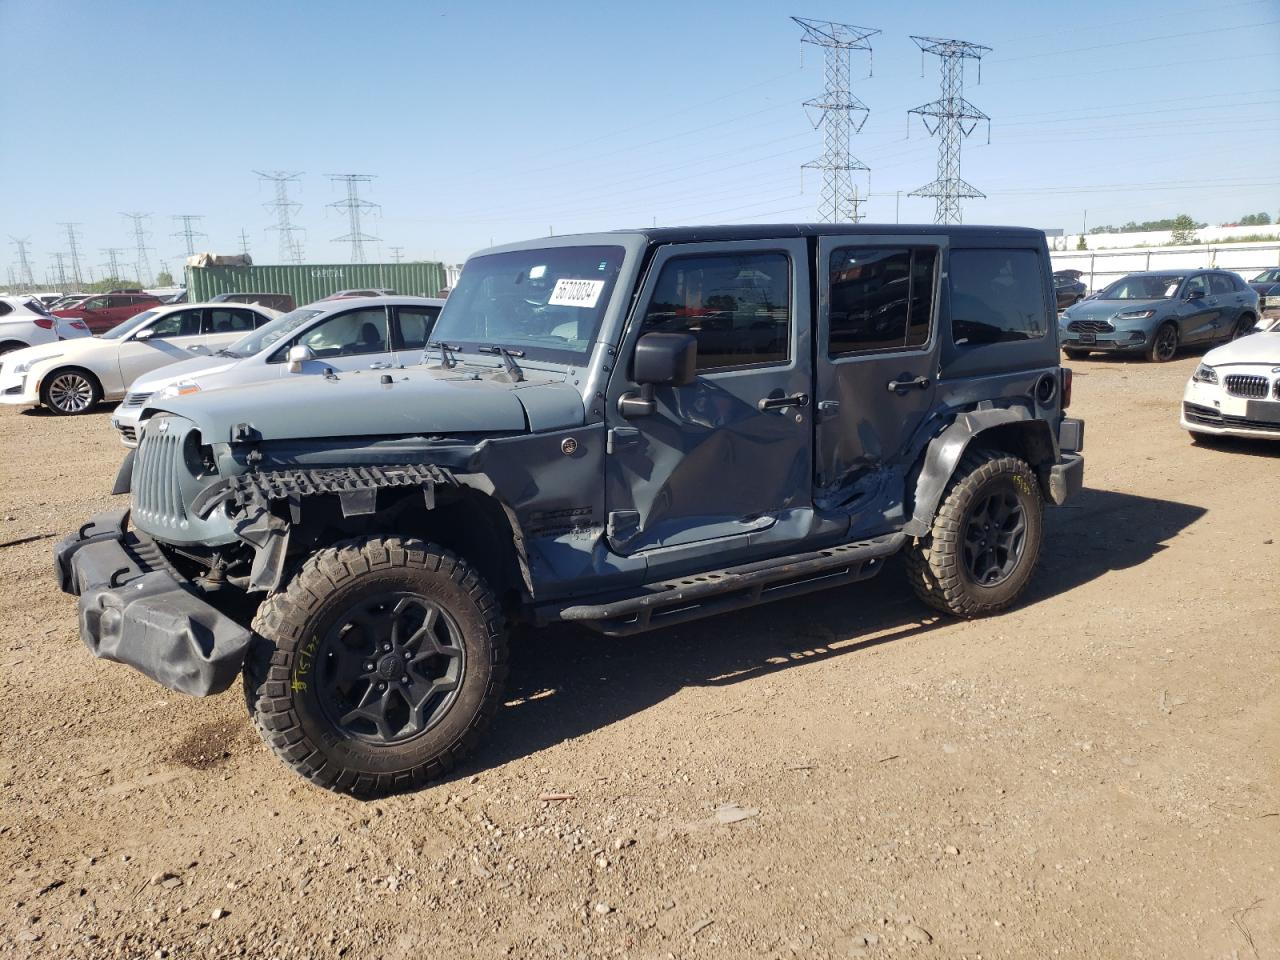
[1178,274,1219,343]
[604,238,813,558]
[814,235,943,520]
[203,307,264,351]
[391,303,442,365]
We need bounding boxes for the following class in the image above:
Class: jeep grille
[132,425,188,529]
[1224,374,1269,399]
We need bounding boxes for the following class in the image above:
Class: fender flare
[902,406,1055,538]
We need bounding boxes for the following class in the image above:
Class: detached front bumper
[54,510,251,696]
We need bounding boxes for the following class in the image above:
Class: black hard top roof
[614,223,1045,244]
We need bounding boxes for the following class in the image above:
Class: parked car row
[0,295,91,354]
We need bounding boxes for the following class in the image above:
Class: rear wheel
[0,341,26,356]
[40,367,101,415]
[245,536,508,797]
[1147,323,1179,362]
[905,449,1044,618]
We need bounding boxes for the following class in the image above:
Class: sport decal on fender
[548,278,605,308]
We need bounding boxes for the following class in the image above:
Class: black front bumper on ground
[54,511,251,697]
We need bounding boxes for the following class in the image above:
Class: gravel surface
[1,354,1277,959]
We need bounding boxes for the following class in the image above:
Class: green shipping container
[185,261,447,307]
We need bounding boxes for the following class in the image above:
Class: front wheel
[245,536,508,797]
[1147,323,1179,362]
[905,449,1044,618]
[41,367,102,414]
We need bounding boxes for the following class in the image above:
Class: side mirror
[619,332,697,418]
[133,327,155,341]
[287,344,314,373]
[1186,289,1206,301]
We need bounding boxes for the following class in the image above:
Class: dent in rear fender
[902,405,1049,538]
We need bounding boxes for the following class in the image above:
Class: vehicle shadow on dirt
[468,486,1207,778]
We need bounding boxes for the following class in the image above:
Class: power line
[792,17,879,223]
[171,215,206,257]
[908,35,992,225]
[59,222,84,286]
[121,212,153,287]
[327,174,380,264]
[255,170,305,264]
[8,238,35,289]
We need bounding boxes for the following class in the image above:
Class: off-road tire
[40,366,102,415]
[244,536,508,798]
[905,448,1044,618]
[1063,348,1090,360]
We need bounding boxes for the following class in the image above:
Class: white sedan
[1181,331,1280,442]
[0,296,91,354]
[0,302,279,415]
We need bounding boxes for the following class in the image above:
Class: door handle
[757,393,809,412]
[887,376,931,392]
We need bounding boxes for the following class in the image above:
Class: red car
[53,292,164,334]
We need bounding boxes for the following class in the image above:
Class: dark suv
[56,224,1084,797]
[54,292,164,334]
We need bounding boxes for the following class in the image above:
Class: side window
[395,306,441,351]
[83,296,109,310]
[640,251,790,371]
[287,308,390,360]
[949,249,1048,346]
[1209,275,1234,296]
[828,247,937,356]
[0,302,11,317]
[206,308,258,334]
[146,310,203,339]
[1184,275,1209,297]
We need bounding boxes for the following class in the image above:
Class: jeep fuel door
[814,237,943,518]
[604,238,814,559]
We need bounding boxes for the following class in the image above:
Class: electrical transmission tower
[171,215,206,257]
[389,246,404,263]
[9,237,36,289]
[121,212,153,286]
[58,222,85,286]
[907,35,992,224]
[100,247,126,282]
[50,252,69,287]
[327,174,380,264]
[792,17,879,223]
[238,228,252,257]
[255,170,306,264]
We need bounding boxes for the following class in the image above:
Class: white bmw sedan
[0,302,279,415]
[1181,331,1280,442]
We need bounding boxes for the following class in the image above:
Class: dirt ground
[1,353,1277,960]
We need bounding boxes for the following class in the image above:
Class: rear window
[949,249,1048,346]
[23,299,53,317]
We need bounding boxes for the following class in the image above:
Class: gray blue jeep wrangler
[56,225,1084,797]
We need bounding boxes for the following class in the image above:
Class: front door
[270,305,396,376]
[813,235,943,527]
[116,307,208,389]
[604,239,813,559]
[1178,274,1220,344]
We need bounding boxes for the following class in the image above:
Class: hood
[1063,298,1165,323]
[1249,283,1277,296]
[130,353,237,392]
[0,336,109,369]
[1202,331,1280,367]
[151,363,586,443]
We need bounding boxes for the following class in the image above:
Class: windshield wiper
[477,344,525,382]
[214,348,240,358]
[427,340,462,369]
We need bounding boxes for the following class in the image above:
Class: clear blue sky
[2,0,1278,282]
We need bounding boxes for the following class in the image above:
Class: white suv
[0,296,91,355]
[111,296,444,445]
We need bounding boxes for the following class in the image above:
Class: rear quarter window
[949,249,1049,346]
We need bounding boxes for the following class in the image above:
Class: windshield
[432,245,626,363]
[101,310,159,339]
[224,308,324,357]
[1098,275,1184,300]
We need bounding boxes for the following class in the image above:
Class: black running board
[537,533,906,636]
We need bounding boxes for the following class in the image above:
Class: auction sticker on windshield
[548,278,605,308]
